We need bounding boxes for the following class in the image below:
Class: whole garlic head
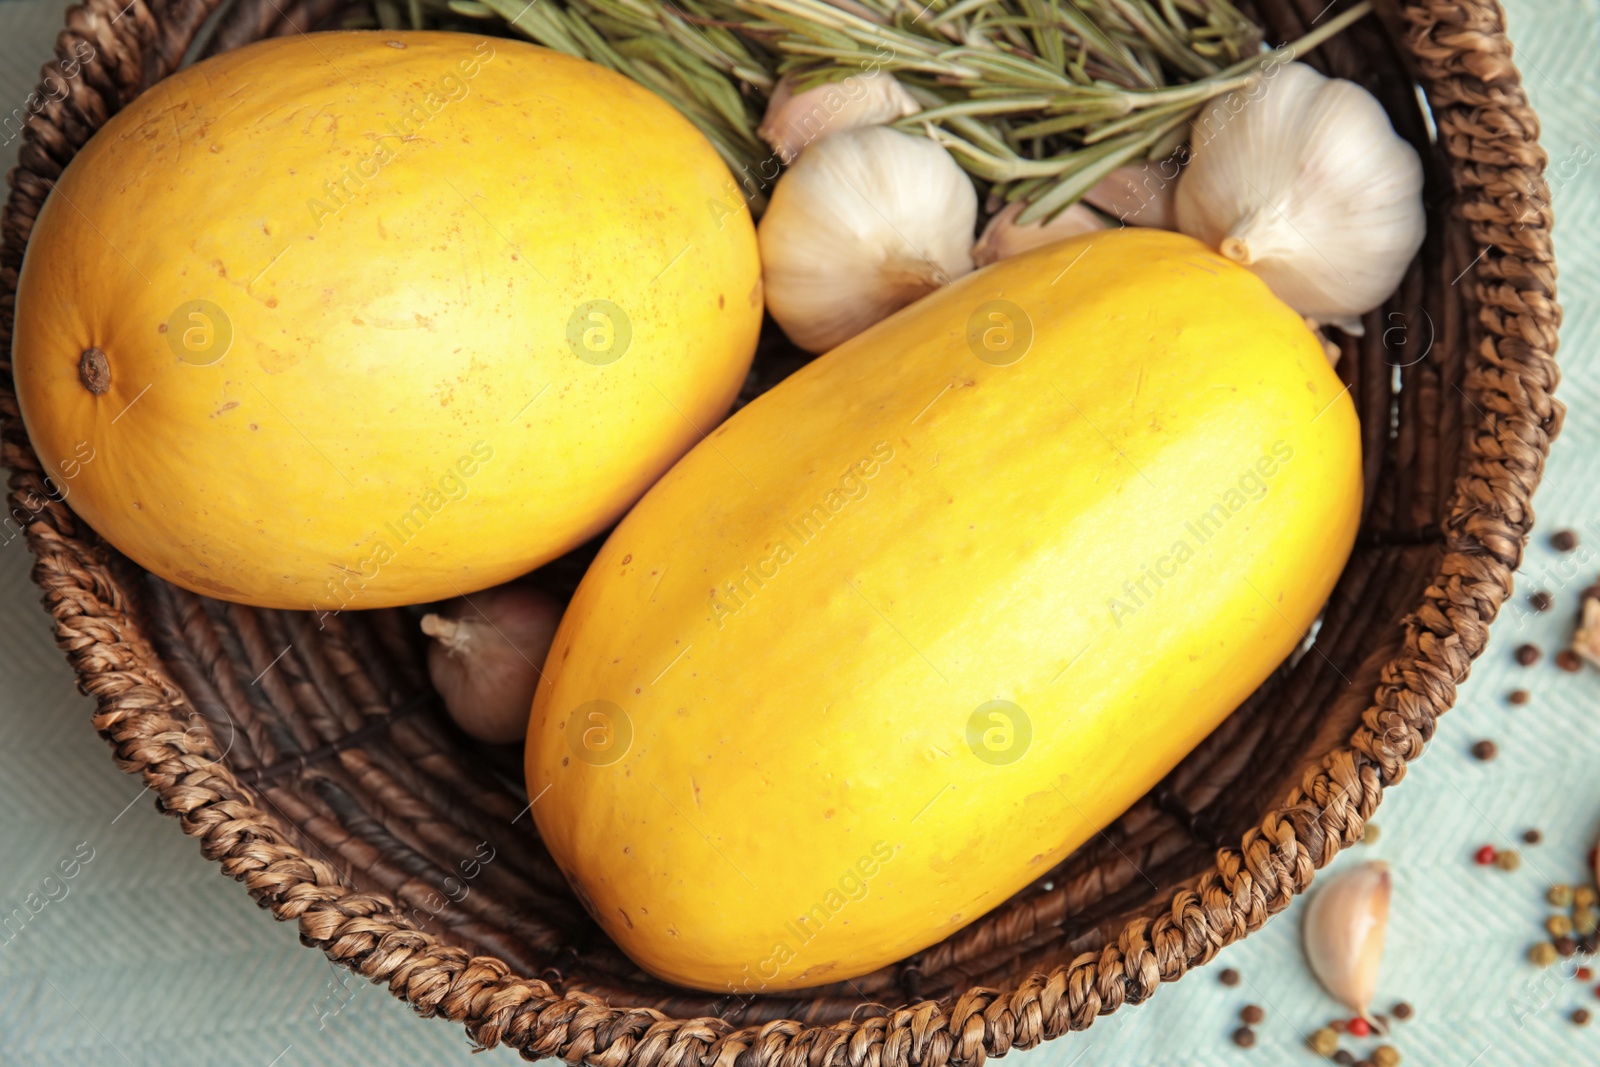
[759,70,921,163]
[1175,62,1425,335]
[759,125,977,353]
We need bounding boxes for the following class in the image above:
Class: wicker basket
[0,0,1562,1059]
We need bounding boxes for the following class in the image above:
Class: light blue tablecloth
[0,1,1596,1062]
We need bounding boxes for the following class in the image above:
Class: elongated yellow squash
[13,32,760,609]
[527,228,1361,992]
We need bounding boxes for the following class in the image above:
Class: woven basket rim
[0,0,1563,1060]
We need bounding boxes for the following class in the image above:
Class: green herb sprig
[382,0,1373,220]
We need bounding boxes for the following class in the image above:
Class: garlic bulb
[759,126,977,353]
[1302,859,1390,1015]
[759,70,920,163]
[1083,164,1178,229]
[1174,62,1424,335]
[973,201,1104,267]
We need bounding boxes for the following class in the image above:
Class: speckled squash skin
[13,31,761,609]
[527,229,1362,993]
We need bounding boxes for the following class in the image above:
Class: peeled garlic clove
[972,200,1104,267]
[1174,62,1425,335]
[1082,164,1178,229]
[759,126,977,353]
[1303,859,1390,1015]
[758,70,920,163]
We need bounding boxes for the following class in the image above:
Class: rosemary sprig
[398,0,1374,220]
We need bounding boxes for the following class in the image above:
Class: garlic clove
[1574,592,1600,668]
[422,584,562,744]
[1082,164,1179,229]
[758,125,977,353]
[972,200,1104,267]
[1174,62,1424,331]
[1302,859,1391,1016]
[758,70,920,163]
[1303,317,1344,365]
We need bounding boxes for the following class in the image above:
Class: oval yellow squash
[526,228,1361,992]
[13,32,760,609]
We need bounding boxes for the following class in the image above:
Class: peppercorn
[1523,828,1542,844]
[1330,1018,1348,1032]
[1372,1047,1402,1067]
[1549,884,1575,907]
[1552,529,1579,552]
[1557,649,1584,672]
[1495,849,1522,872]
[1232,1026,1256,1048]
[1575,886,1597,908]
[1472,739,1498,761]
[1390,1001,1413,1020]
[1574,1008,1592,1026]
[1529,941,1560,966]
[1574,908,1598,937]
[1240,1004,1265,1025]
[1580,966,1595,981]
[1353,1060,1375,1067]
[1516,643,1541,666]
[1508,689,1530,705]
[1333,1053,1355,1067]
[1346,1017,1371,1038]
[1219,967,1240,987]
[1309,1028,1340,1056]
[1547,914,1573,938]
[1556,935,1579,957]
[1530,591,1553,612]
[1475,845,1498,865]
[1363,823,1381,845]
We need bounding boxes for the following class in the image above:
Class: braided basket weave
[0,0,1562,1059]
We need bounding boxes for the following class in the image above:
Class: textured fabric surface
[0,0,1594,1063]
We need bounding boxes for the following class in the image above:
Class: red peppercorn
[1347,1017,1372,1038]
[1580,967,1594,981]
[1475,845,1498,865]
